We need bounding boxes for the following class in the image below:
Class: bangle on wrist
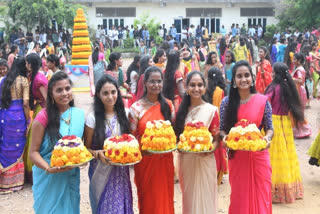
[45,166,50,173]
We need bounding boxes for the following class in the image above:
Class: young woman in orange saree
[255,47,272,94]
[129,66,175,214]
[220,61,274,214]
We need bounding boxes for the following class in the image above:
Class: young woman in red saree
[255,47,273,94]
[220,60,274,214]
[129,66,175,214]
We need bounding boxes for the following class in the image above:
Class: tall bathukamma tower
[71,8,91,65]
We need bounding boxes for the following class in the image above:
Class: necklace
[144,97,157,106]
[240,95,253,104]
[61,109,71,125]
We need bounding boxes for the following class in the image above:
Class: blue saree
[32,107,84,214]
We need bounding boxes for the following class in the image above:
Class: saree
[212,87,228,185]
[179,103,219,214]
[129,100,174,214]
[24,72,48,183]
[87,113,133,214]
[220,94,273,214]
[32,107,84,214]
[0,77,26,192]
[256,60,273,94]
[291,67,312,138]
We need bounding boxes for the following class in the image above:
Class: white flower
[190,136,196,142]
[146,122,154,129]
[164,120,171,126]
[197,137,204,142]
[195,144,201,150]
[62,139,69,145]
[155,122,163,129]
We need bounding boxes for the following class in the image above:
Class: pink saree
[228,94,272,214]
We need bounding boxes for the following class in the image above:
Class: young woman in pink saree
[220,61,274,214]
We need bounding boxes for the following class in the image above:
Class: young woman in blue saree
[29,72,84,214]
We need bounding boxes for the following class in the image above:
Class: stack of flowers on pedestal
[71,8,91,65]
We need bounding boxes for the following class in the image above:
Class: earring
[186,92,189,96]
[233,83,237,88]
[251,82,254,86]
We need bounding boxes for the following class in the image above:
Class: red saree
[229,94,272,214]
[256,60,272,94]
[133,102,174,214]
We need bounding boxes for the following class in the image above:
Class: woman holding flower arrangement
[265,62,304,203]
[129,66,175,214]
[175,71,220,214]
[29,72,84,213]
[220,60,273,214]
[84,74,134,214]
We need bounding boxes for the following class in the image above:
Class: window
[186,8,222,17]
[96,7,136,17]
[240,8,275,17]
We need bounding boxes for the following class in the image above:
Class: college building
[77,0,280,34]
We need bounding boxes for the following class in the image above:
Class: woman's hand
[98,150,113,165]
[46,166,73,173]
[261,136,271,151]
[141,150,153,156]
[221,135,228,148]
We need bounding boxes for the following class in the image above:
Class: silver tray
[144,147,177,154]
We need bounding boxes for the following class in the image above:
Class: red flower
[108,149,113,155]
[191,144,195,149]
[115,150,120,156]
[209,146,213,150]
[235,137,239,142]
[150,136,154,140]
[122,134,129,140]
[248,136,252,140]
[71,135,77,139]
[134,152,139,157]
[124,152,128,157]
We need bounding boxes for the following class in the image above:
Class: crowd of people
[0,22,320,214]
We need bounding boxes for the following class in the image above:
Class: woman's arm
[177,80,185,98]
[39,86,47,102]
[263,101,274,149]
[29,121,71,173]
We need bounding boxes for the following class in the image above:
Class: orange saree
[130,101,174,214]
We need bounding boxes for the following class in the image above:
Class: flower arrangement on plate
[103,134,142,165]
[226,119,267,151]
[177,120,214,153]
[51,135,93,167]
[141,120,177,153]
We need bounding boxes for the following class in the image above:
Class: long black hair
[205,66,226,103]
[206,51,218,65]
[284,38,297,69]
[136,56,152,95]
[175,71,206,137]
[1,57,28,108]
[126,55,140,84]
[269,37,277,58]
[26,53,41,110]
[107,52,121,71]
[224,60,256,133]
[265,62,304,123]
[92,42,100,65]
[219,37,227,56]
[92,74,130,150]
[46,72,74,143]
[142,66,171,121]
[9,44,18,55]
[1,43,8,60]
[163,49,180,101]
[153,49,165,64]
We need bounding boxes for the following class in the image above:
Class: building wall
[86,2,278,33]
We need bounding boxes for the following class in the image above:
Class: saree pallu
[0,99,26,192]
[229,94,272,214]
[269,115,303,203]
[23,103,42,184]
[179,103,219,214]
[33,107,84,214]
[89,160,133,214]
[212,88,228,185]
[134,103,174,214]
[256,60,273,94]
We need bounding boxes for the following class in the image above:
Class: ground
[1,59,320,213]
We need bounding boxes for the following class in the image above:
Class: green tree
[133,11,160,39]
[7,0,86,31]
[277,0,320,30]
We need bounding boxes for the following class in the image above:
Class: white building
[77,0,279,34]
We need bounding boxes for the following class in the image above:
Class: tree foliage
[7,0,86,31]
[133,12,160,39]
[277,0,320,30]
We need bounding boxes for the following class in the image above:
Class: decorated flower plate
[59,157,93,169]
[109,160,141,166]
[145,147,177,154]
[178,148,215,153]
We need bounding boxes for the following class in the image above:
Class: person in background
[269,38,278,65]
[255,46,273,94]
[233,37,248,62]
[139,41,147,57]
[224,51,236,94]
[151,40,157,57]
[135,56,154,100]
[204,51,223,79]
[220,25,227,36]
[0,58,30,193]
[7,44,19,68]
[277,37,287,63]
[46,54,61,80]
[265,62,304,203]
[126,55,141,107]
[153,49,167,71]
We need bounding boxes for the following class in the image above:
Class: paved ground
[1,58,320,213]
